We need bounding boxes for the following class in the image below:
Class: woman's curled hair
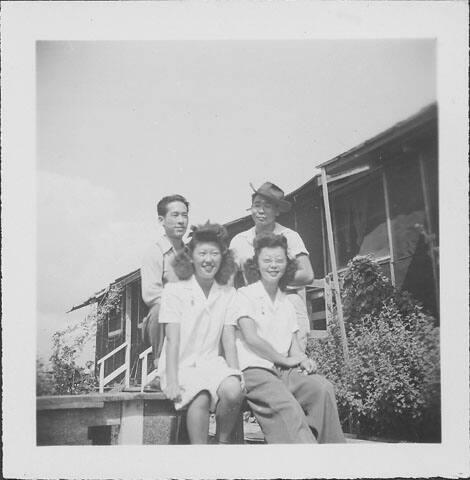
[172,222,236,285]
[243,233,297,291]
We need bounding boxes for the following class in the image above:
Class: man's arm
[141,245,164,308]
[284,230,314,286]
[238,316,305,368]
[290,253,314,286]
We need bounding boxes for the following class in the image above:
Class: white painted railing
[139,347,159,392]
[97,341,130,393]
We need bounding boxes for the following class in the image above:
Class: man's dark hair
[157,194,190,217]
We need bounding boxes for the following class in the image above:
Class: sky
[36,39,436,361]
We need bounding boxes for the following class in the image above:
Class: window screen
[331,175,389,269]
[386,157,437,315]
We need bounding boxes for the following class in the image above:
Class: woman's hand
[164,383,184,403]
[283,354,307,369]
[240,375,247,394]
[299,358,317,375]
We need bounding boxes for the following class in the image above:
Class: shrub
[307,256,440,441]
[49,336,98,395]
[36,359,56,396]
[341,255,421,331]
[37,284,124,395]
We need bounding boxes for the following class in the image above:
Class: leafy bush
[36,359,56,396]
[341,255,420,331]
[49,337,97,395]
[37,284,124,396]
[307,256,440,441]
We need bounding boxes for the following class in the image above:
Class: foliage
[341,255,419,332]
[36,358,56,396]
[49,330,98,395]
[95,284,124,325]
[307,256,440,441]
[38,284,124,395]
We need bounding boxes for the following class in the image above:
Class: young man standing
[141,194,189,388]
[229,182,314,350]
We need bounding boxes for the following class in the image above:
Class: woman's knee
[190,389,211,408]
[218,376,244,405]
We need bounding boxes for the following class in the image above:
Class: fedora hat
[250,182,291,213]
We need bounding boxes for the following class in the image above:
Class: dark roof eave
[318,102,437,174]
[67,268,141,314]
[67,288,107,313]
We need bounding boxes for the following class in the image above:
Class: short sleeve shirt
[157,277,237,373]
[230,281,299,371]
[229,223,309,276]
[140,235,182,308]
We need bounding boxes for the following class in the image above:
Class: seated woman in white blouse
[157,223,244,444]
[229,233,345,444]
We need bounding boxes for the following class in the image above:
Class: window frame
[107,300,124,339]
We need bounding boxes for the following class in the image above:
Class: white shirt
[229,223,309,277]
[157,277,237,374]
[231,281,299,371]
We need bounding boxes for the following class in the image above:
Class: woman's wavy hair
[172,222,236,285]
[243,233,297,291]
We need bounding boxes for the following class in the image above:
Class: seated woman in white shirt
[231,233,345,444]
[157,223,244,444]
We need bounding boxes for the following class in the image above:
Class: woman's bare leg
[186,390,211,444]
[216,376,244,443]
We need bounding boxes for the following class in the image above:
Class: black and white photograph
[2,2,469,479]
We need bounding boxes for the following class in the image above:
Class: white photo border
[2,1,469,478]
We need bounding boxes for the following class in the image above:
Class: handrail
[97,341,128,365]
[97,341,129,393]
[139,346,152,359]
[139,347,158,392]
[103,363,127,387]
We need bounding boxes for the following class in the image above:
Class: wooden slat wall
[95,296,126,385]
[129,280,149,384]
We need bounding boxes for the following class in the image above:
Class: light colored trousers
[243,367,346,444]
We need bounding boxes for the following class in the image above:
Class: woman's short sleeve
[158,284,183,324]
[226,289,255,326]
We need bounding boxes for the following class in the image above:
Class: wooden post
[141,355,148,393]
[382,170,396,286]
[99,364,105,394]
[320,168,350,364]
[419,154,439,310]
[119,400,144,445]
[124,286,132,389]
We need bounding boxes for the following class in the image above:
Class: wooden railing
[139,347,159,392]
[97,342,130,393]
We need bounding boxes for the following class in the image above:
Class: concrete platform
[37,392,184,445]
[37,393,385,445]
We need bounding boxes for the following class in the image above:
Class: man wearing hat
[229,182,314,351]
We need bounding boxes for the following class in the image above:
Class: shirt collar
[253,280,284,308]
[189,275,222,303]
[273,223,287,235]
[156,234,184,255]
[244,223,286,242]
[240,227,256,244]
